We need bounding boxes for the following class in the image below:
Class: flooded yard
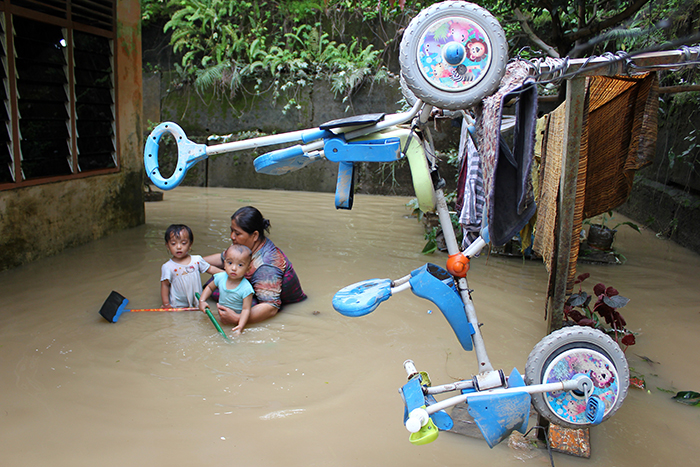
[1,186,699,467]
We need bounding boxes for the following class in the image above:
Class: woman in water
[203,206,306,326]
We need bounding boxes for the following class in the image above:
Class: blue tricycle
[144,1,629,449]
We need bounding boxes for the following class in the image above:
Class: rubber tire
[400,73,418,108]
[525,326,630,429]
[399,1,508,110]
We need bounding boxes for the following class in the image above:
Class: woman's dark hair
[231,206,271,239]
[164,224,193,243]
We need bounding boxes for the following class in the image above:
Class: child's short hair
[165,224,193,243]
[225,244,252,262]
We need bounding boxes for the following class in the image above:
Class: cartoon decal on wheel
[541,348,621,425]
[525,326,630,429]
[417,16,493,92]
[400,1,508,110]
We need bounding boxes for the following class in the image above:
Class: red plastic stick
[130,307,199,312]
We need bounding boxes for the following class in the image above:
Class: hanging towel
[476,61,538,247]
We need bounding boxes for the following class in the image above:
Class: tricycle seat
[319,113,385,130]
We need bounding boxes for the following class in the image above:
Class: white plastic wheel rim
[416,16,494,93]
[541,348,621,425]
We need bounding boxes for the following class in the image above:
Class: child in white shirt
[161,224,220,308]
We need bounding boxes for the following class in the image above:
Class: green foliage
[673,391,700,406]
[153,0,430,104]
[405,198,424,222]
[325,42,386,98]
[420,211,462,255]
[158,0,392,107]
[277,0,325,19]
[142,0,174,24]
[164,0,252,72]
[668,129,699,172]
[585,211,641,233]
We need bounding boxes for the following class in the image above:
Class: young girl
[161,224,220,308]
[199,244,254,335]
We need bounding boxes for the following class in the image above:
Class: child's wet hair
[225,244,252,262]
[165,224,193,243]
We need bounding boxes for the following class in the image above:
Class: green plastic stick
[195,293,229,341]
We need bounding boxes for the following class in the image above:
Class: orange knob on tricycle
[446,253,469,277]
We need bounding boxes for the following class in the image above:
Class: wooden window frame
[0,0,117,190]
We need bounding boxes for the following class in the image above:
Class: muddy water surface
[2,187,699,467]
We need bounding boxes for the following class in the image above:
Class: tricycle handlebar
[144,122,207,190]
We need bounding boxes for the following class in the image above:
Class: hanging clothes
[455,119,486,248]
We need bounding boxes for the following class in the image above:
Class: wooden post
[547,77,586,334]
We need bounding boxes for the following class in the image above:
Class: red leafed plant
[564,273,636,350]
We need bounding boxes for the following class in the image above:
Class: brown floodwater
[2,186,699,467]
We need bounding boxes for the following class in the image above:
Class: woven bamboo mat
[582,73,658,219]
[533,73,658,294]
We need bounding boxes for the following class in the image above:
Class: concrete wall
[617,94,700,254]
[0,2,145,271]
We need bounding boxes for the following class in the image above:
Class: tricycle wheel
[525,326,629,429]
[399,1,508,111]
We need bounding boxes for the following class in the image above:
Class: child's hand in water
[231,325,243,336]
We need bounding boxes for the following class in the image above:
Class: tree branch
[514,8,561,58]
